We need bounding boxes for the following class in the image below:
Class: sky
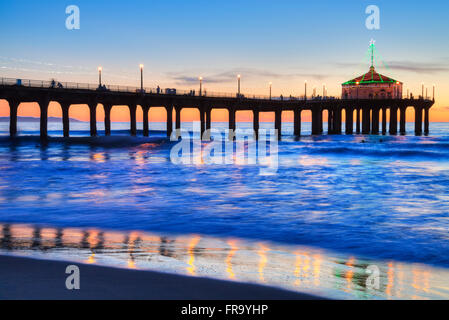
[0,0,448,122]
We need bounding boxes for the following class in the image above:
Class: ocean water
[0,120,449,299]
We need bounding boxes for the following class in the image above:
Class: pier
[0,77,434,140]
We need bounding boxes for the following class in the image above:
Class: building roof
[342,66,401,86]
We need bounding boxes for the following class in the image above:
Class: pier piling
[389,106,398,135]
[61,103,70,138]
[8,100,19,137]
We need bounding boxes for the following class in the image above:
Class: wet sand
[0,255,321,300]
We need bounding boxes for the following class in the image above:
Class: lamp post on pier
[304,80,307,100]
[269,82,272,100]
[139,64,144,92]
[98,67,102,87]
[237,74,241,97]
[199,77,203,96]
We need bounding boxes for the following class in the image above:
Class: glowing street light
[139,64,144,92]
[269,82,272,100]
[199,76,203,96]
[356,81,360,99]
[98,66,102,87]
[323,84,326,98]
[237,74,241,96]
[304,80,307,100]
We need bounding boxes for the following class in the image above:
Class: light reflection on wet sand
[1,223,448,300]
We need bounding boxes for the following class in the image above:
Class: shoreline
[0,254,322,300]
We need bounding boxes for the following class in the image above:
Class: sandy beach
[0,255,320,300]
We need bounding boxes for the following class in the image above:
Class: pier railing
[0,77,433,102]
[0,77,337,101]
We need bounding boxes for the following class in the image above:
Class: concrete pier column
[399,107,406,135]
[129,104,137,136]
[311,108,321,135]
[61,103,70,138]
[203,108,211,141]
[334,108,342,134]
[175,106,181,139]
[424,107,430,134]
[88,103,97,137]
[206,108,211,131]
[389,106,398,135]
[228,108,236,141]
[362,107,371,134]
[229,108,236,131]
[293,109,301,137]
[319,108,323,133]
[356,108,361,134]
[275,110,282,140]
[345,106,354,134]
[166,106,173,138]
[371,107,380,134]
[253,109,260,140]
[200,108,206,140]
[143,106,150,137]
[8,100,19,137]
[382,107,387,135]
[104,104,112,136]
[328,109,333,134]
[39,100,49,139]
[415,106,423,136]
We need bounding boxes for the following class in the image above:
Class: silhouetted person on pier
[157,86,161,94]
[50,79,56,88]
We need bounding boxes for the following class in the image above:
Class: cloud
[385,61,449,73]
[336,60,449,74]
[166,68,328,85]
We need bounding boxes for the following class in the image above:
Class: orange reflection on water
[11,224,34,239]
[92,153,106,163]
[133,150,147,166]
[258,244,270,282]
[226,240,238,280]
[85,253,96,264]
[186,236,201,276]
[127,232,141,269]
[294,252,302,286]
[41,228,57,240]
[62,228,84,246]
[313,254,322,286]
[302,252,311,282]
[412,268,430,294]
[128,258,136,269]
[103,232,127,249]
[345,257,355,290]
[397,264,405,298]
[386,262,394,297]
[87,230,100,248]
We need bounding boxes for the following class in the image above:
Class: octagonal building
[342,65,402,100]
